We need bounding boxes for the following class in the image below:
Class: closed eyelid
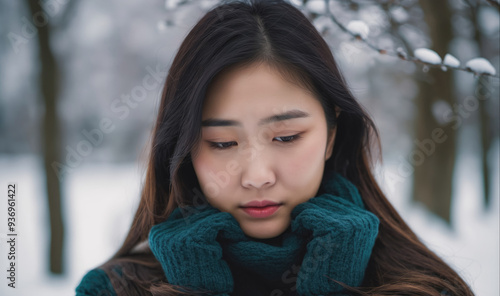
[203,131,302,141]
[205,133,303,150]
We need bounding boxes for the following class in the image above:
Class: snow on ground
[0,157,142,296]
[376,140,499,296]
[0,145,498,295]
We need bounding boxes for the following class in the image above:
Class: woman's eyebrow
[201,109,310,128]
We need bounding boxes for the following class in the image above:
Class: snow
[396,47,408,59]
[443,53,461,68]
[0,157,141,296]
[305,0,326,14]
[414,48,442,65]
[465,58,497,76]
[0,144,498,295]
[289,0,304,7]
[389,6,409,23]
[157,20,168,32]
[313,15,334,34]
[198,0,220,10]
[164,0,183,10]
[346,20,370,39]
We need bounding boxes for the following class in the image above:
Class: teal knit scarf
[218,219,307,285]
[148,170,380,296]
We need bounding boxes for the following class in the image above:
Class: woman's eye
[209,134,302,150]
[209,141,236,150]
[274,134,301,143]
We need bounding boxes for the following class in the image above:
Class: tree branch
[323,0,499,78]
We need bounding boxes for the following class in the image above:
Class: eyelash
[208,134,302,150]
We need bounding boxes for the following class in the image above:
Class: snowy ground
[0,145,498,296]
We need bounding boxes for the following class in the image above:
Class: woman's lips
[240,200,282,218]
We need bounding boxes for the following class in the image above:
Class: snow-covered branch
[159,0,499,78]
[319,0,499,78]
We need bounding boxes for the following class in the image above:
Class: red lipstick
[240,200,282,218]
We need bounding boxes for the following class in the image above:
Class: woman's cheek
[290,139,325,172]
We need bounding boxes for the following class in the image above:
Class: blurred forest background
[0,0,498,295]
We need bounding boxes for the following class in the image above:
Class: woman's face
[191,62,337,239]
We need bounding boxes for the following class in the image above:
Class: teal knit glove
[291,174,380,296]
[148,204,240,295]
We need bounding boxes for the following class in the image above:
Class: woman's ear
[335,106,341,118]
[325,107,341,161]
[325,126,337,161]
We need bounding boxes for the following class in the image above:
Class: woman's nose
[240,147,276,190]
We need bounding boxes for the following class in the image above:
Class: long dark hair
[97,0,475,295]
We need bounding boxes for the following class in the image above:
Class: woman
[75,0,475,295]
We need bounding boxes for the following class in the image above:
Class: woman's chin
[238,218,290,239]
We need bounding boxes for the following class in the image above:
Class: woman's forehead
[203,63,320,115]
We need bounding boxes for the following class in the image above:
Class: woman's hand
[148,203,240,295]
[291,191,380,296]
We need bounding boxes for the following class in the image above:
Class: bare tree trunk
[412,1,456,224]
[478,76,491,207]
[469,3,494,208]
[26,0,64,274]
